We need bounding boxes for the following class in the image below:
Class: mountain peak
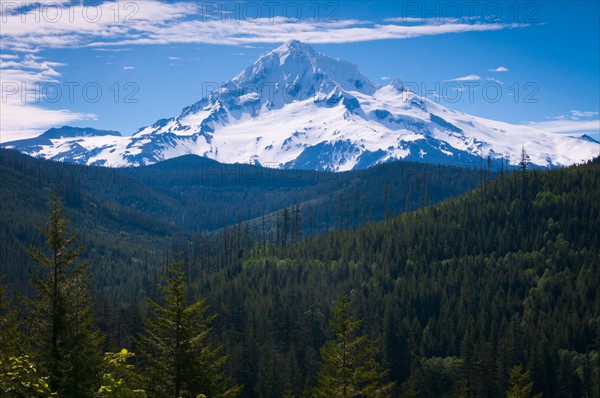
[229,40,378,99]
[388,78,405,92]
[268,39,318,72]
[270,40,319,65]
[7,42,599,170]
[273,40,316,55]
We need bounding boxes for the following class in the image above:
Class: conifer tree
[506,364,542,398]
[0,280,20,358]
[292,204,302,244]
[137,258,241,398]
[519,145,530,174]
[24,195,102,397]
[518,144,530,200]
[313,293,395,398]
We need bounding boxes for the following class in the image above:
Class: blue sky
[1,0,599,142]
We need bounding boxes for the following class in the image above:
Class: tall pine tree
[0,280,20,358]
[313,293,395,398]
[137,258,241,398]
[506,365,542,398]
[24,195,102,397]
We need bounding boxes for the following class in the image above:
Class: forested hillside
[194,157,600,397]
[1,149,598,397]
[0,148,483,294]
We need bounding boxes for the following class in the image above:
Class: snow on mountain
[4,127,125,164]
[2,40,598,170]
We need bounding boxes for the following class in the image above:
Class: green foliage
[313,293,395,398]
[0,355,56,397]
[137,259,241,398]
[23,195,103,397]
[507,365,542,398]
[0,281,20,357]
[96,349,146,397]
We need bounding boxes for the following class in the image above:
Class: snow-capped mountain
[3,40,598,170]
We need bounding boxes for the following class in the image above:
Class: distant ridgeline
[0,147,483,287]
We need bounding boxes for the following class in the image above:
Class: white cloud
[0,54,63,81]
[90,20,528,47]
[385,17,429,24]
[486,77,504,84]
[0,0,70,4]
[570,110,599,119]
[526,119,600,134]
[447,74,481,81]
[0,54,96,142]
[92,48,130,52]
[526,110,599,136]
[384,16,480,25]
[123,66,135,70]
[381,76,391,80]
[489,66,509,72]
[1,1,197,51]
[168,56,181,60]
[0,0,530,51]
[0,0,71,9]
[1,103,97,142]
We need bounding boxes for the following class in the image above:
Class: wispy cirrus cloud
[86,20,529,47]
[527,119,600,134]
[486,77,504,84]
[1,103,96,142]
[526,110,600,136]
[0,54,96,142]
[384,17,427,23]
[570,110,599,119]
[0,0,71,8]
[92,48,130,52]
[0,0,197,51]
[0,1,530,51]
[447,74,481,81]
[1,0,71,4]
[384,16,482,25]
